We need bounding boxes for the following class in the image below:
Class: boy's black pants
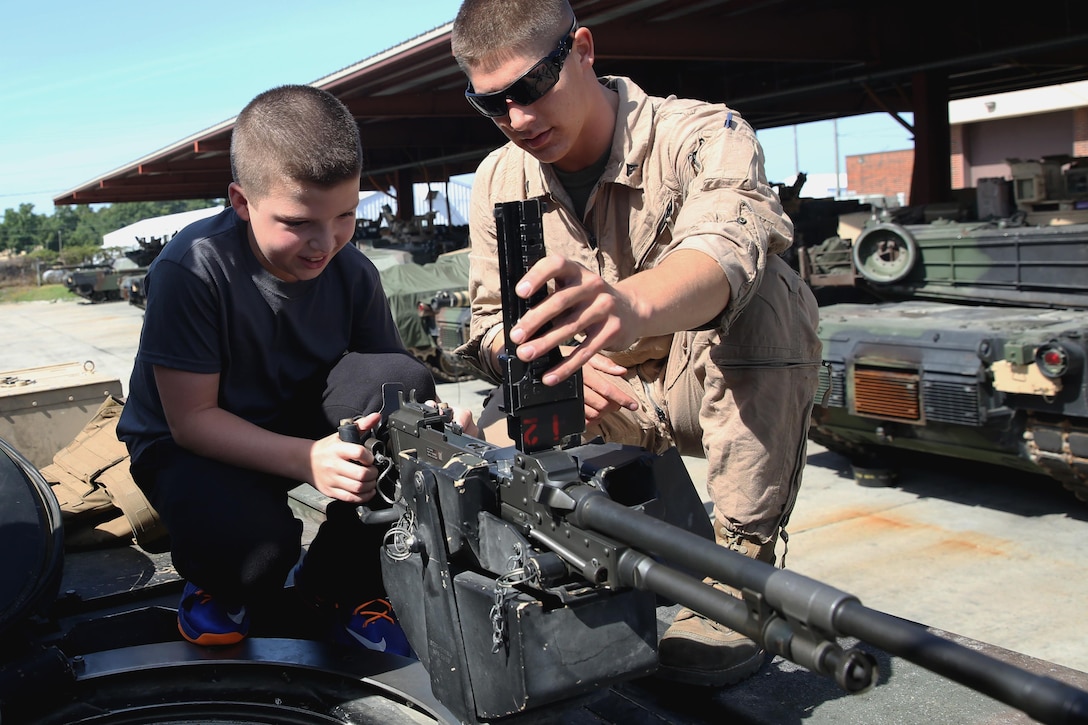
[129,351,436,609]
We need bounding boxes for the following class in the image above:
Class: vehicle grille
[923,375,982,426]
[438,322,465,350]
[853,366,920,421]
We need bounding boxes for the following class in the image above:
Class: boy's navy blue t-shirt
[117,207,406,465]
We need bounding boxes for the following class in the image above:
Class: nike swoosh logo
[347,628,387,652]
[227,608,247,626]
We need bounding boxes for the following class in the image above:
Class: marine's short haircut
[451,0,574,72]
[230,85,362,199]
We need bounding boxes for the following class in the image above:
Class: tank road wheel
[852,223,919,284]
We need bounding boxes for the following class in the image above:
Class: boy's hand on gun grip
[309,412,383,503]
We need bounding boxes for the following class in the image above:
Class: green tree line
[0,199,222,269]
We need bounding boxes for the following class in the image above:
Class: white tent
[102,206,224,251]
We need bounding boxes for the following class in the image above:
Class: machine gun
[356,199,1088,725]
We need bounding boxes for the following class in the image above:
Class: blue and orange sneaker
[340,598,414,658]
[177,581,250,646]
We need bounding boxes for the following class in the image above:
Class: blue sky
[757,115,915,188]
[0,0,914,216]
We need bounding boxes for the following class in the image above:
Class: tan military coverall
[457,77,821,543]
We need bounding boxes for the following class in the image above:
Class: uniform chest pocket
[633,194,676,271]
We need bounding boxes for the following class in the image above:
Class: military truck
[806,156,1088,501]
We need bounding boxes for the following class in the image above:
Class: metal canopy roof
[54,0,1088,206]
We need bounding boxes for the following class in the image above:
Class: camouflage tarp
[379,249,471,352]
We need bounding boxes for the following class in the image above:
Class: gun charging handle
[338,417,400,524]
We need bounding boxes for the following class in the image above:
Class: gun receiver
[365,196,1088,724]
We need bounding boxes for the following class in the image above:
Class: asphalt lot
[2,296,1087,687]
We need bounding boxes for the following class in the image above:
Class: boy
[117,84,433,654]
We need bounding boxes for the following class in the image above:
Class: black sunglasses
[464,19,578,117]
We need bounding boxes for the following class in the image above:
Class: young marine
[117,84,434,653]
[450,0,823,686]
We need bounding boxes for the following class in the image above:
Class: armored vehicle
[367,203,470,265]
[64,236,166,304]
[65,260,148,303]
[64,265,121,302]
[806,156,1088,501]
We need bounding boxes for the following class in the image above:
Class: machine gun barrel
[567,485,1088,725]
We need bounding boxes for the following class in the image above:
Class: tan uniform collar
[599,76,653,190]
[521,75,653,200]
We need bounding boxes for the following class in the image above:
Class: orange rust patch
[930,535,1009,558]
[863,513,913,531]
[790,506,887,532]
[797,508,1011,558]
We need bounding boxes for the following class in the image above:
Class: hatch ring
[852,223,918,284]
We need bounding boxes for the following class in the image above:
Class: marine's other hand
[580,353,639,423]
[426,400,481,439]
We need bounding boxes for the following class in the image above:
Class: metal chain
[489,542,529,653]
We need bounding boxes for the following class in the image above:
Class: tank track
[807,425,873,464]
[1024,416,1088,503]
[811,416,1088,504]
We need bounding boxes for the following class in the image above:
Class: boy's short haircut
[230,85,363,199]
[452,0,574,72]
